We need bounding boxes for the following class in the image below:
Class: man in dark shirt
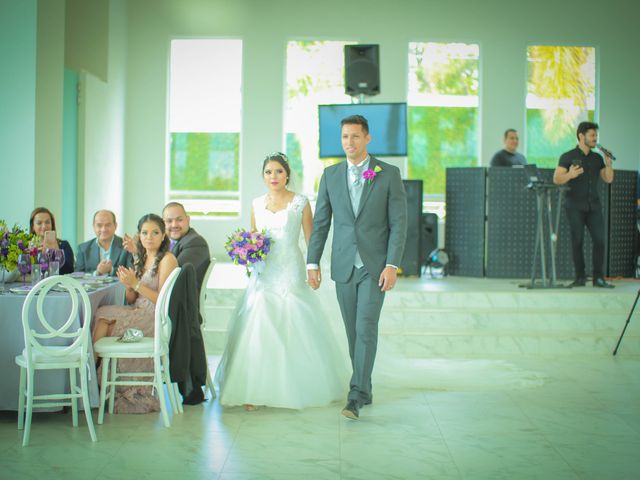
[490,129,527,167]
[553,121,615,288]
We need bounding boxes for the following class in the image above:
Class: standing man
[162,202,211,294]
[307,115,407,420]
[490,129,527,167]
[76,210,132,275]
[553,121,614,288]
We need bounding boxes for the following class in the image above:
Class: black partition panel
[485,167,608,279]
[485,168,537,277]
[445,167,636,279]
[445,168,485,277]
[400,180,423,276]
[608,170,638,277]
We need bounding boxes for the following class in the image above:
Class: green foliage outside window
[526,46,596,166]
[169,132,239,191]
[408,106,478,195]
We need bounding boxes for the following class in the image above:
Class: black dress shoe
[182,387,206,405]
[341,400,359,420]
[569,278,586,287]
[593,278,615,289]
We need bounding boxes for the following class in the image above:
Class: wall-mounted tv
[318,102,408,158]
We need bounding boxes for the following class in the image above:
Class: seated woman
[93,213,178,414]
[29,207,75,275]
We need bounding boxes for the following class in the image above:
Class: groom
[307,115,407,420]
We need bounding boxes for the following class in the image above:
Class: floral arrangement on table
[0,221,38,271]
[225,229,273,276]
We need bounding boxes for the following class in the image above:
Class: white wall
[76,0,127,242]
[119,0,639,258]
[0,0,37,227]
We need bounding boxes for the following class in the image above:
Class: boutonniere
[362,165,383,185]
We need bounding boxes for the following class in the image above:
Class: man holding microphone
[553,121,615,288]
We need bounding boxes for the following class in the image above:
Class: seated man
[76,210,133,275]
[490,129,527,167]
[162,202,211,294]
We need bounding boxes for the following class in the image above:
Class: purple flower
[17,240,24,250]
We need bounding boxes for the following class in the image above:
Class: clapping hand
[122,233,138,255]
[96,259,113,275]
[117,266,137,290]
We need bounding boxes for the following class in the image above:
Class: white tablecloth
[0,280,125,411]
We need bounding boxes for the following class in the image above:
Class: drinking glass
[49,260,60,276]
[17,254,31,285]
[53,249,66,269]
[37,251,49,278]
[31,264,42,286]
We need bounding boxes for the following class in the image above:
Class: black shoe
[593,278,615,289]
[182,387,206,405]
[569,278,586,287]
[341,400,359,420]
[361,397,372,406]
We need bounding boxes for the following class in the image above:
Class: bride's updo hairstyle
[262,152,291,186]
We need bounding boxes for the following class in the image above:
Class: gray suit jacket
[172,227,210,294]
[75,235,133,275]
[307,156,408,282]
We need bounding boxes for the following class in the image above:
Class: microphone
[596,144,616,161]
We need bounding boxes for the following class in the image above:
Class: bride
[214,152,349,410]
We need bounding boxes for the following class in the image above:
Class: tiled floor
[1,355,638,479]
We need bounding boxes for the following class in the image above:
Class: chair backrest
[21,275,92,363]
[154,267,181,352]
[198,257,216,328]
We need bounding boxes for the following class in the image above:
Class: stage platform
[203,262,640,358]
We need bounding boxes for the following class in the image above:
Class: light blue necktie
[348,164,365,268]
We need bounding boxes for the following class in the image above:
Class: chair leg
[160,355,178,414]
[79,360,97,442]
[22,368,35,447]
[98,357,110,424]
[206,366,216,400]
[69,367,78,427]
[154,357,170,427]
[108,358,117,414]
[173,383,184,414]
[17,366,25,430]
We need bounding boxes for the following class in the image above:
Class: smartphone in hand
[43,230,57,248]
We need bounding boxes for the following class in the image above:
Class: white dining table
[0,277,125,411]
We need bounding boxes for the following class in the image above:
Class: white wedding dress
[214,193,349,409]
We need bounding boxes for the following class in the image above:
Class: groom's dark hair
[341,115,369,134]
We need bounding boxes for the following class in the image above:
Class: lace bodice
[251,193,309,294]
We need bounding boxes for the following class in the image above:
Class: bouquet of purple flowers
[225,229,273,275]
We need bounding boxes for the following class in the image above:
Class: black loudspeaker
[422,213,438,266]
[344,44,380,97]
[400,180,423,276]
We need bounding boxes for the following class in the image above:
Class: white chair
[15,275,97,447]
[94,267,181,427]
[199,257,217,399]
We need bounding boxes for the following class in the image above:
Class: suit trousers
[565,206,606,279]
[335,266,385,405]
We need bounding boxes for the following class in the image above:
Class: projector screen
[318,103,408,158]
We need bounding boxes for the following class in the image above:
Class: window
[285,40,353,195]
[168,39,242,217]
[526,46,596,167]
[408,42,480,197]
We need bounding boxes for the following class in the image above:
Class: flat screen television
[318,102,408,158]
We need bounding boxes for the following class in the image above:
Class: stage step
[202,268,640,358]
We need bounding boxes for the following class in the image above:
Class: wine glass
[53,249,66,269]
[37,251,49,278]
[17,254,31,286]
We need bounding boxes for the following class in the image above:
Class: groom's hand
[379,266,398,292]
[307,267,321,290]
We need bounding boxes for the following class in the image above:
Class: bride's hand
[307,268,321,290]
